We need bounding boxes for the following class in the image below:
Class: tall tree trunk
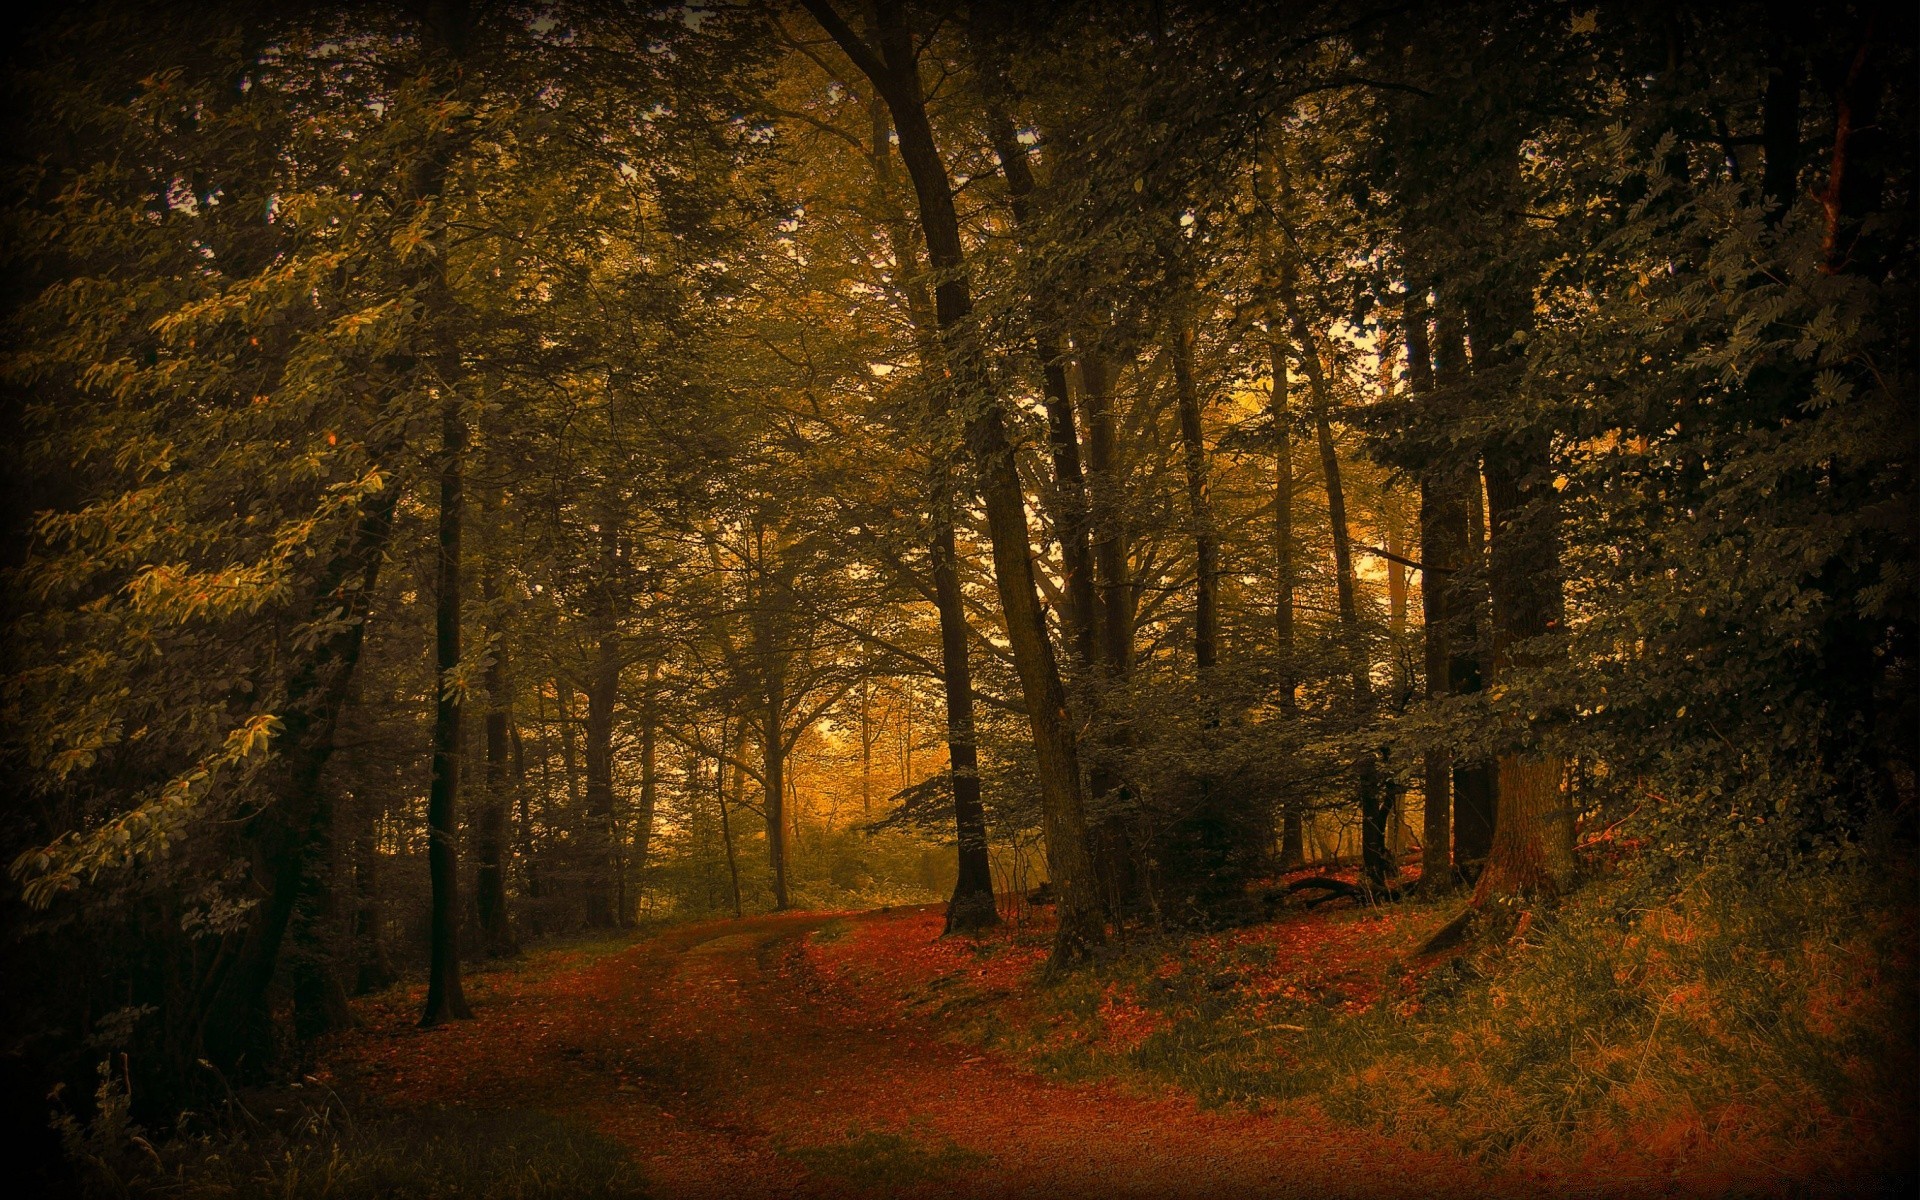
[1079,346,1133,678]
[935,522,998,931]
[290,780,357,1044]
[476,518,516,958]
[1433,300,1499,875]
[203,568,383,1072]
[762,676,790,910]
[1405,287,1456,893]
[1259,133,1303,869]
[1076,340,1143,919]
[1169,308,1219,673]
[867,96,996,932]
[978,97,1100,669]
[349,796,397,995]
[1279,251,1391,891]
[807,0,1100,961]
[1164,294,1259,915]
[1469,289,1574,901]
[413,0,474,1031]
[722,724,746,918]
[582,521,623,929]
[977,74,1126,922]
[632,663,659,902]
[420,396,472,1026]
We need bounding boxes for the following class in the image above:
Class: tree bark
[582,520,623,928]
[762,674,790,910]
[865,97,996,932]
[1432,300,1499,874]
[198,473,392,1074]
[1280,252,1391,891]
[476,517,516,958]
[349,795,397,994]
[1469,283,1574,902]
[1258,133,1303,869]
[632,662,659,902]
[1169,307,1219,673]
[420,395,472,1026]
[806,0,1101,961]
[977,97,1100,671]
[1405,287,1454,891]
[722,724,746,918]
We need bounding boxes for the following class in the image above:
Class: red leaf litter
[319,906,1694,1199]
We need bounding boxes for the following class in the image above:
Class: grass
[779,1128,990,1194]
[64,1087,647,1199]
[811,917,855,946]
[883,858,1918,1193]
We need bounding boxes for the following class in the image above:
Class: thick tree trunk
[1075,341,1144,919]
[1470,281,1574,901]
[1432,300,1499,874]
[582,622,622,926]
[421,397,472,1026]
[1476,446,1574,900]
[290,783,357,1044]
[808,0,1101,961]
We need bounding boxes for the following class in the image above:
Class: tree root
[1414,905,1477,957]
[1276,876,1402,908]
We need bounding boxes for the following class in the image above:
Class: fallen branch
[1281,876,1400,907]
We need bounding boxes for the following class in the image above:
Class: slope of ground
[275,880,1915,1200]
[318,910,1575,1199]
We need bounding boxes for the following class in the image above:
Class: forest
[0,1,1913,1197]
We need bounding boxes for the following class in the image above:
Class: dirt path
[335,910,1612,1199]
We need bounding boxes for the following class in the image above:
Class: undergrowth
[778,1127,989,1191]
[921,859,1918,1192]
[59,1082,646,1199]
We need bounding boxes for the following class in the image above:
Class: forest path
[338,909,1573,1200]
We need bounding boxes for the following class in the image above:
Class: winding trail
[335,909,1613,1199]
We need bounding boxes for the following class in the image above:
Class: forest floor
[329,908,1509,1199]
[313,879,1909,1200]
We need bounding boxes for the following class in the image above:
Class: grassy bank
[811,861,1919,1195]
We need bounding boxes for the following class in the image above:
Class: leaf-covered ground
[310,891,1901,1200]
[799,868,1912,1199]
